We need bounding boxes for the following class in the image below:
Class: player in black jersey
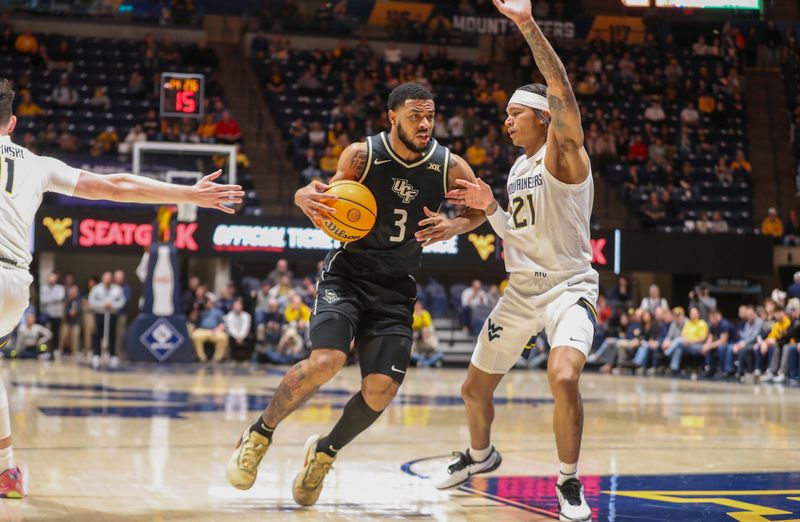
[226,82,487,505]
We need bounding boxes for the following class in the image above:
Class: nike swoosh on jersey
[374,159,392,165]
[569,337,584,343]
[390,365,406,374]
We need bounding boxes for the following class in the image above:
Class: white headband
[508,90,549,113]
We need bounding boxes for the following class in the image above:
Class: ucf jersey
[329,132,451,277]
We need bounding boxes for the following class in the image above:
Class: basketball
[319,180,377,243]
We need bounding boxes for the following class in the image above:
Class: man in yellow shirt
[14,31,38,54]
[758,303,791,376]
[761,207,784,240]
[698,93,715,113]
[668,306,709,373]
[15,90,46,117]
[729,148,751,175]
[319,146,338,176]
[284,293,311,326]
[466,139,487,166]
[411,301,442,367]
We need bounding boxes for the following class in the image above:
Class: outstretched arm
[415,153,486,247]
[73,170,244,214]
[494,0,589,184]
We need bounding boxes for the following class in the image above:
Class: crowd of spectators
[6,269,133,369]
[7,256,800,385]
[252,0,578,43]
[2,22,234,156]
[579,278,800,384]
[10,0,198,27]
[252,34,528,213]
[254,24,754,232]
[2,18,258,208]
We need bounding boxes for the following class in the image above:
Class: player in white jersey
[431,2,597,520]
[0,78,243,497]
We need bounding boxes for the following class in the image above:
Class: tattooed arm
[493,0,590,184]
[294,141,368,226]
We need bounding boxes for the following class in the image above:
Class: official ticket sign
[160,72,204,118]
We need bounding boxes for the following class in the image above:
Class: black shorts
[309,260,416,383]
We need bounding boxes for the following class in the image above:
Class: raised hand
[295,179,338,227]
[491,0,533,24]
[445,178,496,211]
[190,170,245,214]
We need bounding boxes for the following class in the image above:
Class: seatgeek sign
[35,207,616,271]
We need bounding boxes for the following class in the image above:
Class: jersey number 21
[1,158,15,195]
[511,194,535,229]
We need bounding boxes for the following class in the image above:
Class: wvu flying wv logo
[43,217,73,246]
[487,318,503,341]
[468,233,495,261]
[392,178,419,204]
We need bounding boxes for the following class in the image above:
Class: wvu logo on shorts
[468,233,495,261]
[322,290,339,304]
[487,318,503,341]
[426,162,442,173]
[392,178,419,204]
[43,217,73,246]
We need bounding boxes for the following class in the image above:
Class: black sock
[249,417,275,442]
[317,392,382,458]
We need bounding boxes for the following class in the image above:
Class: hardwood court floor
[0,359,798,521]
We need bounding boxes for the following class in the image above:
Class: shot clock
[160,72,205,118]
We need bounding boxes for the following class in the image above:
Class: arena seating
[255,35,753,232]
[6,32,261,213]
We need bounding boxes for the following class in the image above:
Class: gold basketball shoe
[292,434,336,506]
[225,428,270,490]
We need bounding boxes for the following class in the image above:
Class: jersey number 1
[1,158,15,194]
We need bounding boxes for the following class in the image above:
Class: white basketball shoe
[431,447,502,489]
[556,477,592,521]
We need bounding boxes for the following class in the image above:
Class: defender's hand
[492,0,533,24]
[295,180,338,227]
[446,178,495,211]
[416,207,457,247]
[190,170,245,214]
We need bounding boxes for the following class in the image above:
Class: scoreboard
[160,72,205,118]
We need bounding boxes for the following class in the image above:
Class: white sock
[0,447,14,471]
[0,380,13,471]
[468,445,492,462]
[558,462,577,485]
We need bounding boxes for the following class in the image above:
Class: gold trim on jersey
[379,132,438,169]
[441,148,451,195]
[359,137,373,183]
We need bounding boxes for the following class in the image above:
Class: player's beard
[397,123,429,153]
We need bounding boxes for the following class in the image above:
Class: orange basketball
[319,180,377,243]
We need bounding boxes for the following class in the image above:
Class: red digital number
[176,91,197,113]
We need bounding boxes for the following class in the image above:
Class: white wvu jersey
[501,143,594,277]
[0,134,81,268]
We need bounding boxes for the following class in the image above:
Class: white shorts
[0,265,33,337]
[471,270,599,374]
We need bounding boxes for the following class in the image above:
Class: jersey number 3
[389,208,407,242]
[511,194,535,229]
[1,158,15,195]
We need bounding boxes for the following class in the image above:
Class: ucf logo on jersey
[392,178,419,204]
